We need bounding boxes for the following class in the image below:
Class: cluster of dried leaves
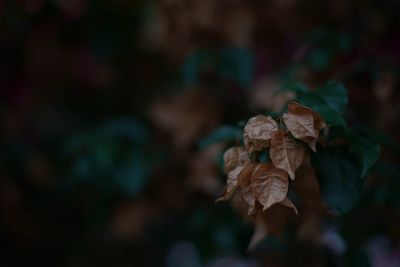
[217,101,326,216]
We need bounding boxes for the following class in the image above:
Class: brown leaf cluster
[217,101,326,217]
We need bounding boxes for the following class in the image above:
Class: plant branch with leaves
[204,81,387,248]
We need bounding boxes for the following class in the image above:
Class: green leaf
[312,147,363,214]
[297,92,347,127]
[316,81,348,113]
[198,126,242,149]
[349,133,381,177]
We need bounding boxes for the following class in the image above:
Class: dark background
[1,0,400,266]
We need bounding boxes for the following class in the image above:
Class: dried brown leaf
[217,146,250,202]
[279,197,298,215]
[216,166,243,202]
[270,130,305,180]
[237,163,257,215]
[282,110,316,138]
[284,102,326,152]
[243,115,278,153]
[313,113,327,133]
[251,163,289,211]
[223,146,250,173]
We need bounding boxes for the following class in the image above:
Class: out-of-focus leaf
[182,51,208,85]
[306,30,353,71]
[356,127,396,147]
[281,81,310,93]
[96,118,149,143]
[368,163,400,207]
[151,89,219,147]
[349,133,381,178]
[316,81,348,113]
[64,119,148,154]
[199,125,242,149]
[309,47,330,70]
[312,147,363,214]
[63,118,154,196]
[325,125,350,142]
[218,47,253,87]
[115,151,151,195]
[251,77,296,113]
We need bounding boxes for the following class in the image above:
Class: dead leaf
[243,115,278,153]
[282,110,316,137]
[251,163,289,211]
[270,130,305,180]
[283,102,326,151]
[223,146,250,173]
[237,163,257,215]
[279,197,298,214]
[217,146,250,201]
[216,166,243,202]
